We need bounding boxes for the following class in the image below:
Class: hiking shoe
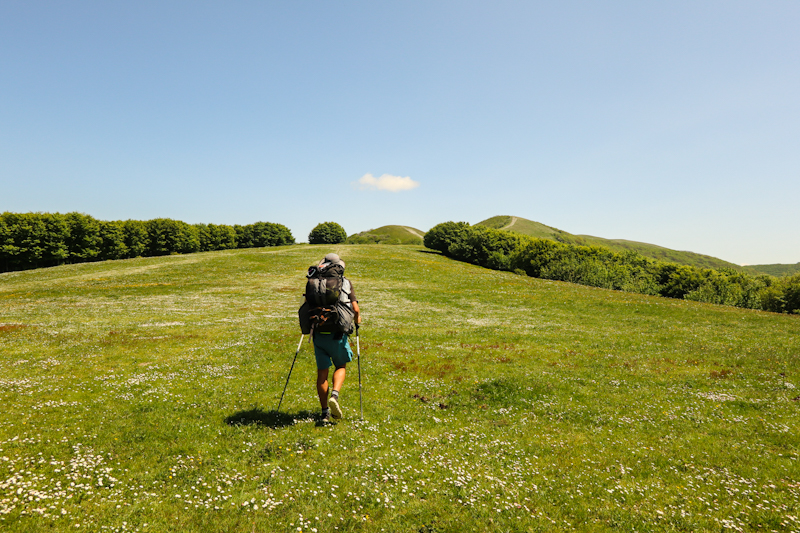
[320,410,334,425]
[328,397,343,419]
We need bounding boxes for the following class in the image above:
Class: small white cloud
[356,173,420,192]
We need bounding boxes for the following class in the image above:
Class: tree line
[0,212,294,272]
[424,221,800,315]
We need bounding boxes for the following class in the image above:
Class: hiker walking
[299,253,361,423]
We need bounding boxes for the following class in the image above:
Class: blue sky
[1,1,798,264]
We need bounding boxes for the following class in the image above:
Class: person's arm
[347,280,361,324]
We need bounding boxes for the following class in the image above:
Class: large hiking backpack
[298,263,354,337]
[305,263,345,307]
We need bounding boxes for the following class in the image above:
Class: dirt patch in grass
[0,323,31,333]
[389,359,418,373]
[424,361,458,379]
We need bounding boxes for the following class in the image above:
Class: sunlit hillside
[1,245,798,532]
[477,215,745,271]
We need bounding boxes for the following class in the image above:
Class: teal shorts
[313,332,354,370]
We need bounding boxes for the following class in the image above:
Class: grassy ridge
[478,215,576,241]
[749,263,800,277]
[1,245,799,532]
[477,215,745,271]
[347,225,424,245]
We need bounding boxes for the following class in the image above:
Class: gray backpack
[298,263,354,337]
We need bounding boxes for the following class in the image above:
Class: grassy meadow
[1,245,799,532]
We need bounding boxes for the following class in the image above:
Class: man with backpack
[299,253,361,423]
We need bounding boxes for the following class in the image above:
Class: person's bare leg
[317,368,330,410]
[328,365,347,418]
[332,365,346,393]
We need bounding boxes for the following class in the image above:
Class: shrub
[423,222,471,254]
[761,273,800,314]
[245,222,294,247]
[424,220,797,314]
[783,274,800,314]
[346,234,386,244]
[309,222,347,244]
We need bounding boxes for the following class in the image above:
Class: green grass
[1,245,799,532]
[478,215,576,242]
[477,215,746,271]
[747,263,800,277]
[347,225,425,245]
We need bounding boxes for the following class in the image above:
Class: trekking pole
[277,334,304,412]
[356,325,363,420]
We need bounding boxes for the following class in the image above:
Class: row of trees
[0,212,294,272]
[424,222,800,314]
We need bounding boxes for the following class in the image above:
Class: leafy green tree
[0,212,68,270]
[122,220,148,258]
[233,225,249,248]
[1,213,37,270]
[781,273,800,314]
[309,222,346,244]
[509,237,562,278]
[19,213,47,268]
[423,222,471,254]
[195,223,210,252]
[145,219,200,256]
[39,213,70,267]
[65,212,102,263]
[0,213,14,271]
[762,273,800,314]
[242,222,295,247]
[656,264,702,299]
[208,224,237,250]
[10,213,46,270]
[458,226,521,268]
[99,221,128,260]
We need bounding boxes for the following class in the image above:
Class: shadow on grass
[224,408,318,429]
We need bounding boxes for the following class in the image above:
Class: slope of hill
[747,262,800,277]
[477,215,743,270]
[347,224,424,244]
[2,245,798,531]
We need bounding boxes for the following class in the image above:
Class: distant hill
[347,225,424,245]
[476,215,744,271]
[746,263,800,277]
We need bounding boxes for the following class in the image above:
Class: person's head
[320,253,345,269]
